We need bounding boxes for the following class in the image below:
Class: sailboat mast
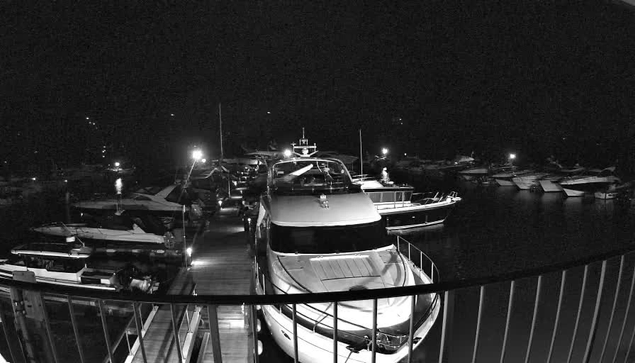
[219,103,223,161]
[359,129,363,176]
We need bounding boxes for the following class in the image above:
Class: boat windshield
[270,222,390,254]
[271,159,353,194]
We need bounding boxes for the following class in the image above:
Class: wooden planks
[128,214,254,363]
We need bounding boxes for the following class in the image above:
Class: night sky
[2,1,635,175]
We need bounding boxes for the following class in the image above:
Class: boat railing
[411,191,460,205]
[4,245,635,362]
[394,235,440,284]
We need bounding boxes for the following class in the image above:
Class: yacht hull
[260,300,439,363]
[539,180,563,193]
[562,188,586,197]
[495,179,516,187]
[378,199,459,230]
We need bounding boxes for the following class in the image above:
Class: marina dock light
[382,148,389,156]
[186,247,193,257]
[192,149,203,161]
[115,178,123,195]
[114,161,120,168]
[509,153,516,161]
[201,158,206,164]
[283,149,292,158]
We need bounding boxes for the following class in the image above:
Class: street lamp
[508,153,516,167]
[382,148,389,156]
[187,149,203,184]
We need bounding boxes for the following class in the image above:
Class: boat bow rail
[2,245,635,362]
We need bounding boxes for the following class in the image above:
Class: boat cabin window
[270,222,390,254]
[272,160,352,193]
[5,255,25,266]
[133,195,152,201]
[23,257,85,272]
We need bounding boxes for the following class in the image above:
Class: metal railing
[1,244,635,362]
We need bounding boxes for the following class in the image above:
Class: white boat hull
[562,188,586,197]
[595,191,618,200]
[495,179,516,187]
[539,180,563,193]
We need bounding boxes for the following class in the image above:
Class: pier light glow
[31,177,36,181]
[186,247,193,257]
[114,161,120,168]
[283,149,292,158]
[192,149,203,161]
[201,158,206,164]
[509,153,516,160]
[115,178,123,194]
[382,148,389,156]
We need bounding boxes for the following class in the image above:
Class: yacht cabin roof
[269,193,381,227]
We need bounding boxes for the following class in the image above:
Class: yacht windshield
[270,222,390,254]
[272,159,353,194]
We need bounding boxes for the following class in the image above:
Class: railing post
[524,275,543,363]
[207,304,223,363]
[0,303,18,363]
[499,280,516,363]
[567,264,589,363]
[250,305,259,363]
[98,299,114,363]
[67,296,86,363]
[547,271,567,363]
[169,303,184,362]
[583,260,608,363]
[599,255,624,362]
[472,285,485,363]
[438,290,455,363]
[332,302,338,363]
[406,295,416,363]
[371,298,378,363]
[292,304,298,362]
[133,302,147,363]
[613,262,635,363]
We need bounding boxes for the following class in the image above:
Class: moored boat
[0,241,158,293]
[253,133,440,362]
[355,178,461,230]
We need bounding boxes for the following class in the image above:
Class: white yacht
[354,177,461,230]
[72,184,203,220]
[253,134,440,363]
[31,212,179,247]
[492,168,533,187]
[512,171,550,190]
[558,167,621,197]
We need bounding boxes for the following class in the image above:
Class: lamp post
[187,149,203,185]
[508,153,516,169]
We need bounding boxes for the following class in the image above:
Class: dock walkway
[129,212,254,363]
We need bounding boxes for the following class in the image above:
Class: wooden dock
[127,211,255,363]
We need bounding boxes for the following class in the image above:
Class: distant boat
[72,184,203,220]
[32,212,180,247]
[559,167,621,197]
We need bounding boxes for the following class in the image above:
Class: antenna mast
[219,103,223,161]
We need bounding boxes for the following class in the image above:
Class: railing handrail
[2,243,634,306]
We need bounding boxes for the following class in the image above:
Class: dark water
[405,177,635,281]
